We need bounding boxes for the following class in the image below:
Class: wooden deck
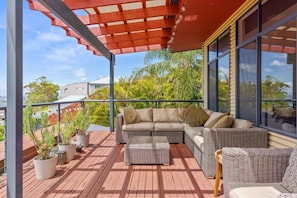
[0,132,224,198]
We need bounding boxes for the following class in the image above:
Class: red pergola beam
[53,5,179,26]
[63,0,145,10]
[69,29,171,44]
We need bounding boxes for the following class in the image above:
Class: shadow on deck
[0,132,224,198]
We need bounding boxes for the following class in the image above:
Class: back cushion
[135,108,153,122]
[232,119,253,128]
[153,108,179,122]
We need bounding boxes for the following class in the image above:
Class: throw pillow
[119,106,139,125]
[204,112,229,128]
[184,105,210,127]
[212,115,234,128]
[281,145,297,193]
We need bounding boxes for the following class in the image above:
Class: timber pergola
[6,0,247,197]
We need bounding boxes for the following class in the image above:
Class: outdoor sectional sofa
[116,105,268,177]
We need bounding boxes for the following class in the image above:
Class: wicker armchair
[222,147,297,198]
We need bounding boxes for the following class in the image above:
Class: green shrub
[0,125,5,141]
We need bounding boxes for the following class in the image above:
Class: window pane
[208,62,217,111]
[262,0,297,31]
[218,54,230,112]
[238,41,257,123]
[218,31,230,56]
[208,41,217,61]
[261,18,296,135]
[238,6,258,44]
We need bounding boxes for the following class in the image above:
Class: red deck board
[0,132,224,197]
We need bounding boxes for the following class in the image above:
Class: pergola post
[109,54,115,132]
[6,0,23,197]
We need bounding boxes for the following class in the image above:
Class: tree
[131,49,202,101]
[262,75,289,109]
[24,76,59,104]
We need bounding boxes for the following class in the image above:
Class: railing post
[109,54,115,132]
[57,104,61,143]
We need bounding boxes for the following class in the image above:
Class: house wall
[201,0,297,148]
[60,82,89,98]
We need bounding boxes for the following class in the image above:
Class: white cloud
[45,45,78,62]
[73,67,87,81]
[240,63,256,73]
[270,60,287,67]
[36,29,66,42]
[263,68,273,72]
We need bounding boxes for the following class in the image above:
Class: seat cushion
[229,183,288,198]
[193,135,204,152]
[122,122,154,132]
[184,126,204,138]
[154,122,184,131]
[281,145,297,193]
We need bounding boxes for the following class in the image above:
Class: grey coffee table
[124,136,170,165]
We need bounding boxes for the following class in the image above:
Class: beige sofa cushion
[122,122,154,132]
[154,122,184,131]
[212,115,234,128]
[184,126,204,138]
[177,108,185,122]
[229,184,287,198]
[204,112,228,127]
[135,108,153,122]
[232,119,253,128]
[193,135,204,152]
[184,105,210,127]
[153,108,179,122]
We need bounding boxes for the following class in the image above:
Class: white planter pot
[33,155,58,180]
[76,134,90,147]
[58,144,76,162]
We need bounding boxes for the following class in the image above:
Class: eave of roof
[27,0,246,56]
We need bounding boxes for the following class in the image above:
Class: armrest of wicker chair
[116,114,124,144]
[222,147,293,184]
[203,127,268,158]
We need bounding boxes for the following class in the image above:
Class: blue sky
[0,2,147,96]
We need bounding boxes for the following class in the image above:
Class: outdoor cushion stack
[116,105,268,177]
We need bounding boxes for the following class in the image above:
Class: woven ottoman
[124,136,170,165]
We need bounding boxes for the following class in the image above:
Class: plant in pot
[23,106,57,180]
[57,114,76,162]
[72,109,91,147]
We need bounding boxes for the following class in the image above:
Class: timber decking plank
[0,132,224,198]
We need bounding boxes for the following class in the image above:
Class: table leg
[214,161,222,196]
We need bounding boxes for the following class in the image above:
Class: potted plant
[57,114,76,162]
[72,109,91,147]
[23,106,58,180]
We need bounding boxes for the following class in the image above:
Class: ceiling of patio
[27,0,246,56]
